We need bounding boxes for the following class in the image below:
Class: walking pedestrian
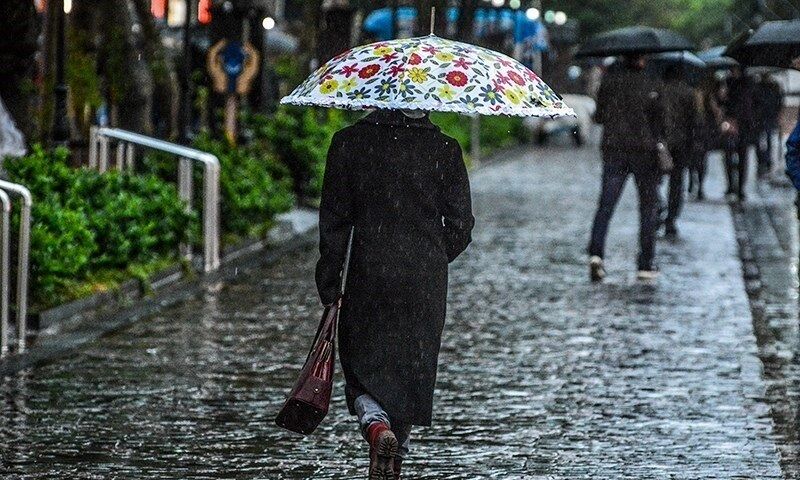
[662,65,699,237]
[588,55,666,281]
[754,74,783,176]
[689,74,725,201]
[722,66,757,202]
[316,109,474,480]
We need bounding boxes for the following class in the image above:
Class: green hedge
[430,112,530,157]
[141,133,295,239]
[4,146,196,305]
[248,107,350,198]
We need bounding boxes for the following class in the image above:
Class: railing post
[116,142,126,170]
[99,135,109,173]
[0,180,32,353]
[0,190,10,357]
[125,144,135,171]
[203,160,221,272]
[178,157,194,261]
[88,126,98,168]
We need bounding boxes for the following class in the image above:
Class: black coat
[316,110,474,426]
[662,79,699,155]
[595,69,666,156]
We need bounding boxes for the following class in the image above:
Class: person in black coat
[662,65,700,236]
[588,55,666,281]
[723,67,757,201]
[316,108,474,479]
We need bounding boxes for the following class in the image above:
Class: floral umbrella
[281,35,574,118]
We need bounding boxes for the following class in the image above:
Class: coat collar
[359,109,438,130]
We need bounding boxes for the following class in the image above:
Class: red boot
[367,423,397,480]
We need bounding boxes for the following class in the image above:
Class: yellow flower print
[438,85,455,101]
[435,51,455,62]
[408,67,428,83]
[319,79,339,94]
[504,87,525,105]
[340,77,358,92]
[374,46,394,56]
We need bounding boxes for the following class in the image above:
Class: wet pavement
[0,144,786,479]
[734,165,800,479]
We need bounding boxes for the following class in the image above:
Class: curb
[0,208,319,377]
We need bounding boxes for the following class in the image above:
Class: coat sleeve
[786,121,800,191]
[442,141,474,263]
[315,132,352,305]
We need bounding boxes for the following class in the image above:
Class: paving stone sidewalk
[0,144,784,479]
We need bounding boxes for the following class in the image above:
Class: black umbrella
[646,51,706,84]
[698,46,739,70]
[725,20,800,70]
[575,26,695,58]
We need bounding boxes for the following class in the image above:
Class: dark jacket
[316,110,474,426]
[595,69,666,156]
[754,79,783,130]
[662,79,698,155]
[786,120,800,190]
[726,75,757,142]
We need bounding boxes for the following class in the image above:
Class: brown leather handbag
[275,228,354,435]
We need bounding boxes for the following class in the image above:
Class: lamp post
[52,0,71,145]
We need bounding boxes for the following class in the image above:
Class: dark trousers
[589,156,660,270]
[723,135,753,198]
[756,125,777,174]
[665,149,690,228]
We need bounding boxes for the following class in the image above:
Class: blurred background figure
[753,73,783,177]
[689,73,725,201]
[661,63,699,237]
[722,65,757,202]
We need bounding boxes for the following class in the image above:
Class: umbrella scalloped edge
[280,96,576,119]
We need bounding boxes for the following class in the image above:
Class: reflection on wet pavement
[0,146,784,479]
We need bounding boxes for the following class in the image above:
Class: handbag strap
[340,227,354,296]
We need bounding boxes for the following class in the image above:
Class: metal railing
[89,127,221,272]
[0,180,32,357]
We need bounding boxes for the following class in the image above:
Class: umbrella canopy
[281,35,573,118]
[646,51,706,84]
[697,46,738,70]
[725,20,800,70]
[575,26,695,58]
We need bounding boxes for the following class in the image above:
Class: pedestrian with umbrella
[576,26,693,281]
[725,21,800,191]
[661,63,701,237]
[280,23,572,479]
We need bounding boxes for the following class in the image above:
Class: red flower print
[498,57,514,68]
[524,70,539,81]
[493,79,506,93]
[382,53,399,62]
[389,65,405,76]
[409,53,423,65]
[508,71,525,86]
[358,64,381,79]
[453,58,472,69]
[421,45,438,55]
[446,70,469,87]
[496,73,511,85]
[340,64,359,77]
